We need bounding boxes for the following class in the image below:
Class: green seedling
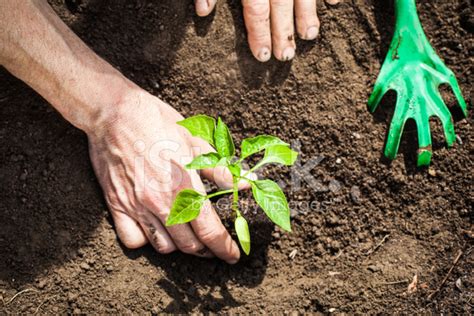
[369,0,468,166]
[166,115,298,255]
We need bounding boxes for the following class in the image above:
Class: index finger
[188,171,241,264]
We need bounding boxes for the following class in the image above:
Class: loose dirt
[1,0,472,313]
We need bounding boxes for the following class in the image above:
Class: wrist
[81,77,143,139]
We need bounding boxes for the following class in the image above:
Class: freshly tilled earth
[1,0,472,313]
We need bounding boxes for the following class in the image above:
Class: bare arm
[0,0,135,135]
[0,0,242,263]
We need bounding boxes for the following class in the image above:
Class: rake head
[368,0,468,166]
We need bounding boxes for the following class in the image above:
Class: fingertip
[195,0,208,16]
[226,241,241,264]
[237,181,251,190]
[279,47,295,61]
[237,171,257,190]
[326,0,341,5]
[119,233,148,249]
[256,47,271,62]
[200,166,234,189]
[112,212,148,249]
[195,0,216,17]
[303,26,319,40]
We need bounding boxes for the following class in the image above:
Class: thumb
[188,136,256,190]
[200,165,256,190]
[195,0,217,17]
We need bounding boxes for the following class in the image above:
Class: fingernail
[305,26,319,40]
[282,47,295,61]
[257,47,271,62]
[227,258,239,264]
[195,0,208,16]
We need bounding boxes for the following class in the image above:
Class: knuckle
[140,191,155,206]
[156,243,176,254]
[270,0,289,8]
[148,230,176,254]
[121,236,146,249]
[199,227,225,245]
[250,30,271,43]
[244,1,270,18]
[295,10,317,22]
[179,242,203,254]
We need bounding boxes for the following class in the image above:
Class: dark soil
[1,0,473,314]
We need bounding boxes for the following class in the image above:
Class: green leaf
[166,189,205,226]
[241,135,288,159]
[228,163,241,178]
[251,180,291,232]
[177,115,216,146]
[186,152,227,170]
[214,117,235,157]
[254,145,298,169]
[235,215,251,255]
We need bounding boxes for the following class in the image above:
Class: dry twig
[34,295,57,314]
[428,249,463,300]
[365,234,390,256]
[5,288,37,305]
[378,279,409,286]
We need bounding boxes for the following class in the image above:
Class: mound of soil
[1,0,472,313]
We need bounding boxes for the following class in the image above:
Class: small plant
[165,115,298,255]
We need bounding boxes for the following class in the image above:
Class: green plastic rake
[368,0,468,166]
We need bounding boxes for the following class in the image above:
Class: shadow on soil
[0,71,105,286]
[226,0,292,88]
[120,218,272,313]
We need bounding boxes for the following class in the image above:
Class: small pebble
[428,169,437,177]
[68,292,78,302]
[368,265,381,272]
[350,186,361,204]
[37,279,47,289]
[80,262,91,271]
[336,158,342,164]
[151,306,160,314]
[328,179,341,193]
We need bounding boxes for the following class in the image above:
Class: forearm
[0,0,137,135]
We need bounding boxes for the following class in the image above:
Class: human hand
[88,90,247,263]
[194,0,340,62]
[0,0,247,263]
